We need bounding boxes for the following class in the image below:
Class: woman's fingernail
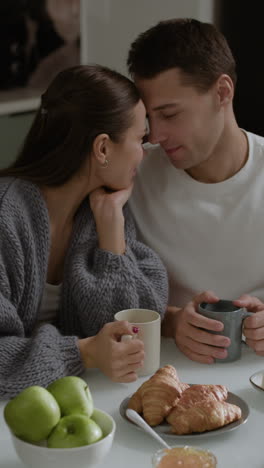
[132,326,139,334]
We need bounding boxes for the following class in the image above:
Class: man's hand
[234,294,264,356]
[163,291,231,364]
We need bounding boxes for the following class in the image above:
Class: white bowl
[10,408,116,468]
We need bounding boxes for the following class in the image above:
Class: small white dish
[250,370,264,392]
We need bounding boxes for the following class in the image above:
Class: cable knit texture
[0,178,168,399]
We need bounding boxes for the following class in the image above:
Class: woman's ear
[92,133,111,166]
[216,74,234,107]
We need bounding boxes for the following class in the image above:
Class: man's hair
[127,18,237,91]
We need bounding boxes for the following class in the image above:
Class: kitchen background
[0,0,262,169]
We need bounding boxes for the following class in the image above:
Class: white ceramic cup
[114,308,161,376]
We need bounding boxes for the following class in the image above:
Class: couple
[1,19,264,398]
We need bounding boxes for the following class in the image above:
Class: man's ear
[92,133,111,165]
[216,74,234,107]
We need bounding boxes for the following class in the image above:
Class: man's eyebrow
[152,103,181,111]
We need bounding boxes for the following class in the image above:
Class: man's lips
[164,146,182,156]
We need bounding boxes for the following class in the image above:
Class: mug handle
[121,334,134,343]
[242,310,254,319]
[241,310,254,342]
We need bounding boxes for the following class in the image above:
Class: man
[127,18,264,363]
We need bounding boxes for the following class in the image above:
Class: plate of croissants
[120,365,249,438]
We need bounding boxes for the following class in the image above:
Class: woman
[0,65,168,399]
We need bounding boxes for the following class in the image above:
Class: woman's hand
[90,184,133,215]
[89,184,133,254]
[78,321,145,382]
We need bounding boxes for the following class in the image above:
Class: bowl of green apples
[4,376,116,468]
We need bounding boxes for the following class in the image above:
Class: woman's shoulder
[0,177,48,225]
[1,177,40,205]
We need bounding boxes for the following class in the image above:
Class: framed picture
[0,0,81,115]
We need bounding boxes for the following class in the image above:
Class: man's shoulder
[246,130,264,153]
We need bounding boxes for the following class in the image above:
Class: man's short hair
[127,18,237,91]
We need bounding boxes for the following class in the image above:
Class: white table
[1,338,264,468]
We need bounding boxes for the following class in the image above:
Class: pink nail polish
[132,326,139,334]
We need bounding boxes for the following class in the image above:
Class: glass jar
[152,446,217,468]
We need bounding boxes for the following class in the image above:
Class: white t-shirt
[130,131,264,307]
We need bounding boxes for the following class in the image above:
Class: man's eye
[163,113,178,119]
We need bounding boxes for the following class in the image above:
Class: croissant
[155,365,190,393]
[141,366,184,426]
[167,384,228,424]
[169,400,242,435]
[127,365,188,426]
[127,379,149,414]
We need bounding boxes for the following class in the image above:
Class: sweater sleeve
[0,207,85,399]
[63,205,169,337]
[0,321,85,399]
[0,264,85,398]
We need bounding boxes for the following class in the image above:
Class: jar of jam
[152,446,217,468]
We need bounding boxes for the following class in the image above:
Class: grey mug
[198,299,253,362]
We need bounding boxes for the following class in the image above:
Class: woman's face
[100,100,147,190]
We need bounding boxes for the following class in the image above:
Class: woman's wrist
[96,212,126,254]
[78,336,97,368]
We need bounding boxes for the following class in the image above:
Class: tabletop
[1,338,264,468]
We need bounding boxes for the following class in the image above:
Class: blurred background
[0,0,262,169]
[215,0,264,137]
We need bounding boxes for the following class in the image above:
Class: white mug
[114,308,161,376]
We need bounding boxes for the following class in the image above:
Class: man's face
[135,68,225,171]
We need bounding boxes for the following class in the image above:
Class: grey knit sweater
[0,178,168,399]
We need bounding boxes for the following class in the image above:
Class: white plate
[250,370,264,391]
[119,389,249,439]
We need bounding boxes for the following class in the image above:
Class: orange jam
[155,447,217,468]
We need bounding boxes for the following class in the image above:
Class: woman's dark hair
[127,18,237,91]
[0,64,140,185]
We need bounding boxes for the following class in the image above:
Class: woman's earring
[101,159,109,168]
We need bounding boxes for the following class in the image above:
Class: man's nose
[148,124,166,145]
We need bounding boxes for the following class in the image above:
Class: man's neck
[186,124,248,184]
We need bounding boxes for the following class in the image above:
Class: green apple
[4,386,60,443]
[47,376,93,418]
[47,414,103,448]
